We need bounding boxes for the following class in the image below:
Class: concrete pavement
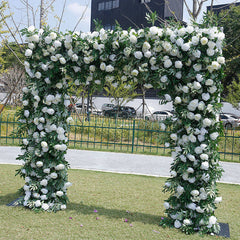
[0,146,239,185]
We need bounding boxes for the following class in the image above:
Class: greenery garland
[17,22,225,234]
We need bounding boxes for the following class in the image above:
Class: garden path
[0,146,239,185]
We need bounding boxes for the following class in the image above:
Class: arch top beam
[18,23,225,235]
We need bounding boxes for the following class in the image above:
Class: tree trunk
[193,0,197,20]
[141,85,146,119]
[40,0,44,28]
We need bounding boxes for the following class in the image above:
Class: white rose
[210,132,219,140]
[187,167,194,173]
[196,74,203,82]
[201,161,209,170]
[55,164,65,171]
[25,49,33,57]
[45,36,52,44]
[131,69,139,76]
[170,133,177,141]
[164,59,172,68]
[134,51,143,59]
[61,204,67,210]
[106,65,114,72]
[56,191,64,197]
[56,83,63,89]
[183,219,191,225]
[196,206,204,213]
[43,168,50,174]
[188,99,198,111]
[205,79,213,86]
[47,108,55,115]
[40,179,48,186]
[192,36,199,45]
[160,75,168,83]
[211,61,220,70]
[89,65,96,72]
[174,97,181,104]
[198,101,205,111]
[175,61,183,69]
[194,114,201,121]
[187,112,194,120]
[59,57,66,64]
[192,50,201,58]
[50,172,58,179]
[170,170,177,177]
[174,220,181,229]
[200,37,208,45]
[203,118,212,127]
[42,203,49,211]
[41,141,48,148]
[144,51,151,58]
[202,93,210,101]
[35,200,41,207]
[207,48,215,56]
[217,56,225,64]
[188,134,196,143]
[182,86,189,93]
[50,32,57,40]
[208,86,217,94]
[164,94,171,101]
[209,216,217,225]
[187,154,195,162]
[54,40,62,48]
[200,153,209,160]
[163,202,170,209]
[181,43,190,51]
[191,190,199,196]
[214,197,222,204]
[193,81,201,90]
[129,35,137,43]
[24,110,30,118]
[36,161,43,167]
[193,64,202,72]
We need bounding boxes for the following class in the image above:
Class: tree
[104,79,138,112]
[225,76,240,109]
[217,5,240,97]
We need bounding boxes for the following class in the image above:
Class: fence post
[131,119,136,153]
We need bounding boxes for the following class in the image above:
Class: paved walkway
[0,146,239,185]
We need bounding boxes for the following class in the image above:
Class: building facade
[90,0,183,31]
[207,2,240,15]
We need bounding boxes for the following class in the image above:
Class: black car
[103,106,136,118]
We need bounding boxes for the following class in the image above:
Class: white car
[220,113,240,128]
[145,110,173,121]
[101,103,114,111]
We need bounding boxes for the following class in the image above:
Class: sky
[5,0,240,35]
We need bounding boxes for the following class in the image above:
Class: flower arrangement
[17,22,225,234]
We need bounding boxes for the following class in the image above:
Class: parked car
[75,103,102,115]
[103,106,136,118]
[101,103,114,111]
[220,113,240,129]
[145,110,173,121]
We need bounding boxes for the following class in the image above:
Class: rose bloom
[192,50,201,58]
[202,93,210,101]
[217,56,225,64]
[181,43,190,51]
[36,161,43,167]
[174,220,181,229]
[59,57,66,64]
[170,133,177,141]
[106,65,114,72]
[201,162,209,171]
[56,191,64,197]
[205,79,213,86]
[134,51,143,59]
[131,69,139,76]
[164,59,172,68]
[188,99,199,111]
[163,202,170,209]
[175,61,183,69]
[203,118,212,127]
[210,132,219,140]
[50,172,58,179]
[25,49,32,57]
[209,216,217,225]
[40,179,48,186]
[201,37,208,45]
[183,219,191,225]
[191,190,199,196]
[193,64,202,71]
[174,97,181,104]
[129,35,137,43]
[164,94,171,101]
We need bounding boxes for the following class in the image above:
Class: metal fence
[1,113,240,162]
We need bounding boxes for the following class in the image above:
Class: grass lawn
[0,165,240,240]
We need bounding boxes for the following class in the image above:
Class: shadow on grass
[0,191,22,205]
[67,202,162,225]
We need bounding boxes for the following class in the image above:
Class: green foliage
[225,77,240,109]
[145,11,158,26]
[104,78,138,107]
[217,5,240,96]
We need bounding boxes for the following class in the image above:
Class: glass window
[98,2,105,11]
[105,1,112,10]
[112,0,119,8]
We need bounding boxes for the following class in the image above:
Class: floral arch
[18,24,225,234]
